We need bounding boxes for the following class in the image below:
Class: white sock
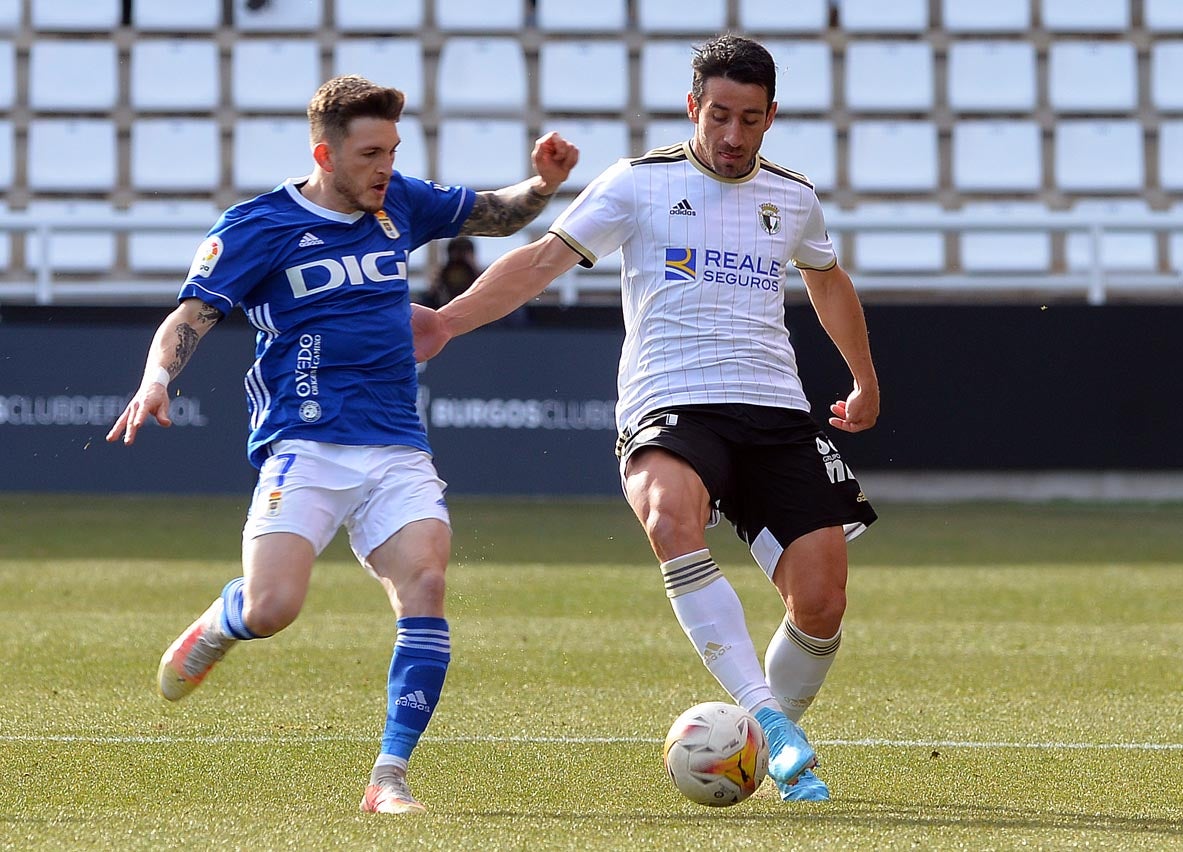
[764,616,842,723]
[661,549,777,713]
[370,754,409,785]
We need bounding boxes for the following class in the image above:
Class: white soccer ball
[662,701,769,807]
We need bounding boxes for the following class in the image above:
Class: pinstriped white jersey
[549,140,838,433]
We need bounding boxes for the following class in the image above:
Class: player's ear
[765,100,778,131]
[686,92,698,122]
[312,140,334,172]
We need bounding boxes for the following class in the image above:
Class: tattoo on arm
[459,186,553,237]
[164,304,223,379]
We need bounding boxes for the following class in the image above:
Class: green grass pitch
[2,495,1182,850]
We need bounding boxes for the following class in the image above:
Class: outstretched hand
[531,131,580,193]
[106,381,172,446]
[411,303,452,362]
[829,385,879,434]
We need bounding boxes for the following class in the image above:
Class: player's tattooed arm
[459,184,555,237]
[163,299,224,379]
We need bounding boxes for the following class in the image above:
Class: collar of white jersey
[283,178,367,224]
[684,141,761,184]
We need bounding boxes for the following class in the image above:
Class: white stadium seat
[1159,121,1183,191]
[435,0,525,31]
[1048,41,1137,113]
[540,118,629,190]
[334,39,424,110]
[739,0,829,33]
[31,0,120,30]
[127,200,220,274]
[233,118,312,191]
[952,121,1042,192]
[0,1,19,31]
[29,41,118,111]
[0,119,12,189]
[233,0,322,31]
[1151,42,1183,111]
[942,0,1031,32]
[1054,120,1144,192]
[764,41,832,112]
[535,0,627,31]
[231,40,321,111]
[946,41,1037,112]
[0,41,12,109]
[641,40,696,113]
[1171,204,1183,273]
[636,0,727,33]
[1066,199,1156,271]
[335,0,424,31]
[539,41,629,113]
[848,121,939,191]
[844,41,934,112]
[27,119,116,191]
[0,202,9,270]
[436,37,527,113]
[25,200,118,273]
[840,0,929,32]
[1041,0,1129,32]
[760,120,837,192]
[958,201,1052,273]
[643,118,693,155]
[435,119,528,188]
[131,40,220,112]
[1146,0,1183,32]
[131,119,221,192]
[852,203,946,273]
[393,115,430,181]
[132,0,220,31]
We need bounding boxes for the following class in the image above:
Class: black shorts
[616,404,877,572]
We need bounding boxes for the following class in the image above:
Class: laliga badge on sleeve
[375,210,400,240]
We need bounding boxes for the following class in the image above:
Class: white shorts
[243,439,450,563]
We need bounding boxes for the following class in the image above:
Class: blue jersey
[179,176,475,468]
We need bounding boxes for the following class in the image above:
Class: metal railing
[1,209,1181,307]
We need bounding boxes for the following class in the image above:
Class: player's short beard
[334,172,382,214]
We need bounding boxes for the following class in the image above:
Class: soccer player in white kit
[106,76,577,814]
[414,35,879,802]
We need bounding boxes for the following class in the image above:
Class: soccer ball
[662,701,769,806]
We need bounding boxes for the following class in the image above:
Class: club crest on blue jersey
[664,248,697,282]
[375,210,400,240]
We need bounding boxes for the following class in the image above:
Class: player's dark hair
[307,75,405,145]
[691,34,777,109]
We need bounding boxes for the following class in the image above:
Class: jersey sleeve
[177,209,273,314]
[548,159,635,269]
[396,176,476,250]
[791,192,838,272]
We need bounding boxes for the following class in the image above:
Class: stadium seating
[538,41,630,113]
[334,38,424,109]
[2,0,1181,305]
[436,37,527,113]
[28,41,118,111]
[942,0,1031,32]
[130,40,220,112]
[126,200,220,274]
[131,120,221,192]
[25,200,118,272]
[851,203,947,273]
[335,0,424,31]
[131,1,221,32]
[27,120,117,191]
[738,0,828,33]
[231,40,321,111]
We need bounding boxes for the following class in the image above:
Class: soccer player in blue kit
[106,75,578,815]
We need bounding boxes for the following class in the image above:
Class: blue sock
[218,577,261,640]
[380,616,451,760]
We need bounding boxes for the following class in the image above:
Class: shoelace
[182,628,233,678]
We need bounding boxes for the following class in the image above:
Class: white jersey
[549,140,838,432]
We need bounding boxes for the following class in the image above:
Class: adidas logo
[298,232,324,247]
[394,689,432,712]
[669,198,696,216]
[702,641,732,663]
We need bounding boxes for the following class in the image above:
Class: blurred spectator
[425,237,480,308]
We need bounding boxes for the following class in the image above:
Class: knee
[791,588,846,637]
[242,588,302,637]
[395,562,448,615]
[640,508,705,559]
